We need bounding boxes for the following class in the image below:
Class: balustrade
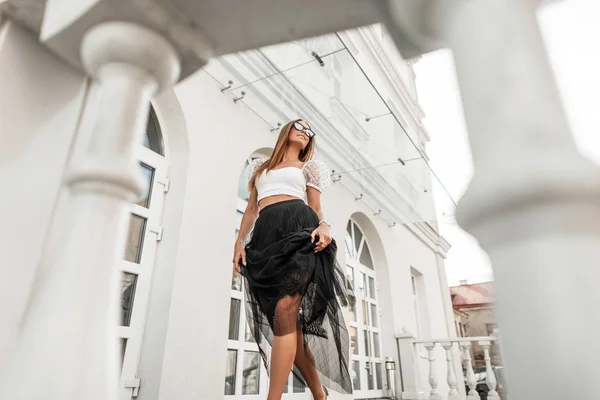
[398,333,503,400]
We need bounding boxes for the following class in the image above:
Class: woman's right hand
[232,242,246,276]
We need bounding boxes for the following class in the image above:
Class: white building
[0,12,463,400]
[6,2,597,400]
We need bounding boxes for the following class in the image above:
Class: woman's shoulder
[302,159,332,192]
[302,159,330,173]
[249,157,269,168]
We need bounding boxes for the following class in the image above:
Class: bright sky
[414,0,600,285]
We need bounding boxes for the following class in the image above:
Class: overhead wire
[227,48,346,92]
[334,33,458,207]
[208,34,458,224]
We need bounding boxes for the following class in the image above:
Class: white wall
[0,20,86,365]
[137,68,453,398]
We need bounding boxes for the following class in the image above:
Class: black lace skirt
[241,199,352,394]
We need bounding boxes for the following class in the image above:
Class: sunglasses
[293,121,316,139]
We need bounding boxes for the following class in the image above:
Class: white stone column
[460,342,479,400]
[446,1,600,399]
[440,342,461,400]
[0,21,180,399]
[423,342,441,400]
[479,341,500,400]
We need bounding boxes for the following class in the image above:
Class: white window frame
[119,143,168,400]
[345,220,384,399]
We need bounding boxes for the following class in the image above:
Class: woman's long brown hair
[248,119,316,190]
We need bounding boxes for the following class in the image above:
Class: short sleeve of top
[303,159,332,192]
[244,157,268,184]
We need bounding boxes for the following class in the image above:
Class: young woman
[233,119,352,400]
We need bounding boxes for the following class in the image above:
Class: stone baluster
[423,342,441,399]
[479,341,500,400]
[0,21,181,399]
[440,342,461,400]
[460,342,479,400]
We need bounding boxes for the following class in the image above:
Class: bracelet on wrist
[318,220,331,228]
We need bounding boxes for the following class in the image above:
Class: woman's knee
[273,295,302,335]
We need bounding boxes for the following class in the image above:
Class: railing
[396,331,503,400]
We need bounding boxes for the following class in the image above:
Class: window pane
[121,272,137,326]
[349,299,357,322]
[231,274,242,291]
[375,363,383,390]
[360,241,374,269]
[352,361,361,390]
[349,327,358,355]
[143,108,164,156]
[245,321,255,343]
[353,223,363,254]
[137,163,154,208]
[361,273,367,295]
[242,351,260,394]
[344,233,354,259]
[346,266,355,287]
[292,366,306,392]
[368,276,376,299]
[370,303,378,328]
[228,299,241,340]
[123,214,146,263]
[224,350,237,395]
[367,362,374,389]
[373,332,380,357]
[364,329,370,357]
[120,338,128,371]
[362,300,368,326]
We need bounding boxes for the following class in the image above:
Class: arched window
[119,107,169,398]
[143,107,164,156]
[345,219,384,397]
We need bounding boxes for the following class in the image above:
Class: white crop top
[245,158,332,203]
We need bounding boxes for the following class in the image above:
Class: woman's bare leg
[267,295,301,400]
[294,333,327,400]
[267,333,297,400]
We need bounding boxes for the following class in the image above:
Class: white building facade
[1,15,459,400]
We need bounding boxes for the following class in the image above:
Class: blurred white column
[446,0,600,399]
[0,21,180,399]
